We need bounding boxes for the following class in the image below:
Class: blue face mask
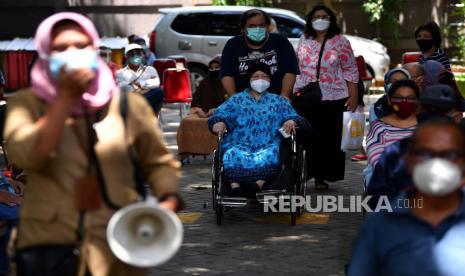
[129,55,144,66]
[48,49,98,78]
[246,27,267,43]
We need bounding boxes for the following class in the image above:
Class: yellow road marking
[178,212,203,224]
[254,213,329,225]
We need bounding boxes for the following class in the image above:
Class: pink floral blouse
[294,34,359,101]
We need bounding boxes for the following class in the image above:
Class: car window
[171,13,210,35]
[208,13,241,36]
[271,15,305,38]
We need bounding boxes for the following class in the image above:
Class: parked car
[149,6,390,92]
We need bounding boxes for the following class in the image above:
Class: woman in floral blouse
[294,5,359,190]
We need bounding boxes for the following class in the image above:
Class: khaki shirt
[4,89,180,249]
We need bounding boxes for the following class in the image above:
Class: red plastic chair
[162,68,192,120]
[153,59,176,84]
[355,56,373,81]
[402,52,421,64]
[167,55,187,69]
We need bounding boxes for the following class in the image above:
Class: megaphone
[106,196,183,267]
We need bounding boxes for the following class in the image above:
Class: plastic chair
[402,52,421,64]
[153,59,176,84]
[355,56,373,81]
[162,68,192,121]
[167,55,187,69]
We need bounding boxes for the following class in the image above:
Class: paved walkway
[152,102,369,276]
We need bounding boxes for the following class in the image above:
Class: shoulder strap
[119,90,148,200]
[316,36,327,82]
[84,108,120,210]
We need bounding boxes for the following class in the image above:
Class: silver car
[149,6,390,91]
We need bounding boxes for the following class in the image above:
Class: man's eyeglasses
[412,149,465,162]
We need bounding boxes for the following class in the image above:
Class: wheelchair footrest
[220,197,248,207]
[256,189,287,204]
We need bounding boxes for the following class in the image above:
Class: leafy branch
[362,0,405,41]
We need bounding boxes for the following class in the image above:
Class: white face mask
[413,158,463,196]
[250,79,270,93]
[312,19,330,32]
[48,48,98,78]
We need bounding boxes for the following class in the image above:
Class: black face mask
[416,39,434,52]
[208,69,220,79]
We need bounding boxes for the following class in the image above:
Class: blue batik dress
[208,89,303,183]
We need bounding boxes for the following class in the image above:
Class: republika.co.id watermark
[263,195,423,213]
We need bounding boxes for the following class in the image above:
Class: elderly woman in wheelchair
[208,63,306,197]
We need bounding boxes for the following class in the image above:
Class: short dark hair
[388,79,420,98]
[240,9,271,29]
[408,119,465,154]
[414,21,442,48]
[304,5,341,39]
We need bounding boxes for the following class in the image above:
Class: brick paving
[151,104,368,276]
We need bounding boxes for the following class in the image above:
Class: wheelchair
[211,129,307,226]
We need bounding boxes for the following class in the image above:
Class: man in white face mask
[349,119,465,275]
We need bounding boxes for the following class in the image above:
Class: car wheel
[188,66,207,95]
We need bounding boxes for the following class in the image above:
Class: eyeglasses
[391,96,417,103]
[412,149,465,162]
[312,15,330,20]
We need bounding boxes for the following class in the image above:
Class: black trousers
[298,98,346,182]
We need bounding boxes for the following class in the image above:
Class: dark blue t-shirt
[220,33,300,95]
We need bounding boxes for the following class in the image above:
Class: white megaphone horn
[106,196,183,267]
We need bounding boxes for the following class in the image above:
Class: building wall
[0,0,453,65]
[0,0,210,40]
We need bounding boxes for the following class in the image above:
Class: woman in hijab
[208,63,305,196]
[422,59,445,87]
[4,12,181,276]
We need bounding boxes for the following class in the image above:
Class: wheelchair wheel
[297,147,307,217]
[216,204,223,225]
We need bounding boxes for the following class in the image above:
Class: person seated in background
[190,57,228,118]
[176,57,229,161]
[365,80,419,184]
[208,63,305,196]
[116,43,164,115]
[98,46,118,77]
[366,84,465,209]
[349,120,465,275]
[128,35,156,67]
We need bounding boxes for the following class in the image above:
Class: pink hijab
[31,12,116,114]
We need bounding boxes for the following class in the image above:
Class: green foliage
[212,0,272,7]
[362,0,405,40]
[449,1,465,63]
